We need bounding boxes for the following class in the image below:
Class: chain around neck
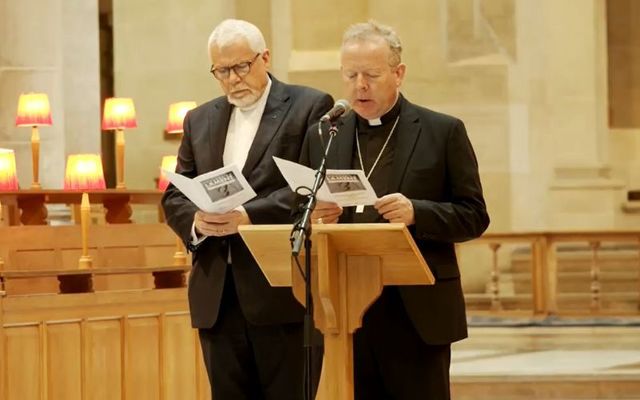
[356,115,400,179]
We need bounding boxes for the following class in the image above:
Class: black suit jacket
[162,76,333,328]
[300,96,489,344]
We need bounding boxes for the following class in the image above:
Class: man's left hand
[195,206,251,237]
[374,193,415,225]
[221,206,251,235]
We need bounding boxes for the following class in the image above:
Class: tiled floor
[450,327,640,399]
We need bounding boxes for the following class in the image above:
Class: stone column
[538,0,623,228]
[0,0,101,188]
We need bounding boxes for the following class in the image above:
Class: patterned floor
[450,326,640,399]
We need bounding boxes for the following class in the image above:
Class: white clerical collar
[237,77,272,112]
[364,92,400,126]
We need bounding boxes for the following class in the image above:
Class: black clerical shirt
[349,97,403,223]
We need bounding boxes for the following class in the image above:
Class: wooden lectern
[239,223,434,400]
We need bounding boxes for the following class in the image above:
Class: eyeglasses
[210,53,261,80]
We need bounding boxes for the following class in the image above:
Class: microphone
[320,99,350,123]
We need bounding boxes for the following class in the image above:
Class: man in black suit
[162,19,332,400]
[302,21,490,399]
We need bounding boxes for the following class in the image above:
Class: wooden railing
[464,231,640,316]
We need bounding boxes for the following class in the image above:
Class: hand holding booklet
[163,164,256,213]
[273,156,378,207]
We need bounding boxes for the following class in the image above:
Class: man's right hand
[310,201,342,224]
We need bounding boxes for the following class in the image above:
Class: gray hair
[207,19,266,62]
[342,20,402,66]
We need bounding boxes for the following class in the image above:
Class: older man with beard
[162,19,333,400]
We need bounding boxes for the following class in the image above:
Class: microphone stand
[290,121,338,400]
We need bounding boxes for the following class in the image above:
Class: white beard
[227,90,261,108]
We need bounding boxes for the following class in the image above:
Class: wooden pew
[0,223,188,295]
[0,223,210,400]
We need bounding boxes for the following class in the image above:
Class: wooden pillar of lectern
[239,223,433,400]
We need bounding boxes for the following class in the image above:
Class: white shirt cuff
[191,220,207,246]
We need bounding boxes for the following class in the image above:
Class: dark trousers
[198,268,315,400]
[354,287,452,400]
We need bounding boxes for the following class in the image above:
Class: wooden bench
[0,223,210,400]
